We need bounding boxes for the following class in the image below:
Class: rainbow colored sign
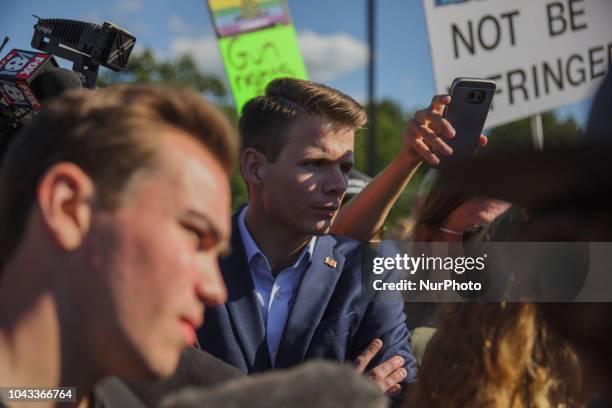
[208,0,291,38]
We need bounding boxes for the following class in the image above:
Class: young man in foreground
[0,84,236,407]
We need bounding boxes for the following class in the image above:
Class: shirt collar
[237,206,316,268]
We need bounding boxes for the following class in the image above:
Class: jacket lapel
[221,212,271,372]
[275,235,345,368]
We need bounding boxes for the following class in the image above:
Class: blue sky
[2,0,592,128]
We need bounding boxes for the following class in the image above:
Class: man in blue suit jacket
[198,78,417,394]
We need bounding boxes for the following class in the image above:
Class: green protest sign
[218,24,308,113]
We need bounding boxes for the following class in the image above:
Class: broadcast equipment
[0,17,136,151]
[0,49,58,112]
[31,16,136,89]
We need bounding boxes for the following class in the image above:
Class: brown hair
[239,77,367,161]
[405,303,582,408]
[416,184,470,229]
[0,83,237,268]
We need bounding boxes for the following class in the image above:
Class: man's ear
[240,148,267,189]
[37,162,95,251]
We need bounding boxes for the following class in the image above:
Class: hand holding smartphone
[437,77,496,167]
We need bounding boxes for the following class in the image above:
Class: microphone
[30,67,82,103]
[159,361,387,408]
[0,55,81,162]
[0,49,58,111]
[116,348,245,408]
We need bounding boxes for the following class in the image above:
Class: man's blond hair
[0,83,237,268]
[239,78,367,161]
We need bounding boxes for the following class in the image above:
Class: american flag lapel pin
[324,256,337,268]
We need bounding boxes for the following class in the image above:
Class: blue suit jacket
[197,214,417,382]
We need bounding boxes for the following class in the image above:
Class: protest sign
[218,24,307,112]
[423,0,612,127]
[207,0,308,113]
[208,0,291,38]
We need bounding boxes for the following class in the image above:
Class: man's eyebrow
[301,152,346,161]
[301,151,331,159]
[184,209,230,249]
[301,156,332,162]
[301,148,354,165]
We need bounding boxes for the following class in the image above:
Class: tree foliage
[97,48,226,98]
[355,101,425,229]
[484,112,581,155]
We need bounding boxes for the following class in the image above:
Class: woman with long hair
[406,302,582,407]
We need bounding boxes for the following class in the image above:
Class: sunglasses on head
[437,225,485,242]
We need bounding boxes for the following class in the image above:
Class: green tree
[355,100,427,229]
[97,49,226,98]
[355,100,410,174]
[484,112,582,155]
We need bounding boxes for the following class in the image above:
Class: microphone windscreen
[120,347,245,408]
[160,361,387,408]
[30,67,81,103]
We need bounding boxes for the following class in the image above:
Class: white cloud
[166,29,369,84]
[117,0,143,13]
[168,35,225,78]
[79,11,105,24]
[80,0,143,26]
[168,15,199,35]
[297,30,368,82]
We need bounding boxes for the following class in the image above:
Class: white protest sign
[423,0,612,128]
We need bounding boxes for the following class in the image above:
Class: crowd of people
[0,68,610,407]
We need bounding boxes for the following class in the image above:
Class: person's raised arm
[331,95,487,242]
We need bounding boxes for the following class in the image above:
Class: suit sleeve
[349,264,417,384]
